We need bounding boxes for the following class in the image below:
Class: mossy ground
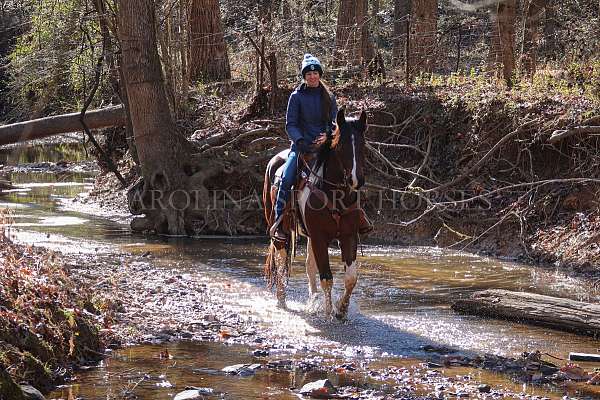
[0,220,106,395]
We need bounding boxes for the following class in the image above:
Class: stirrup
[269,216,287,241]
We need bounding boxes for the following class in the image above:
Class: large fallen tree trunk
[452,289,600,337]
[0,105,126,146]
[548,126,600,144]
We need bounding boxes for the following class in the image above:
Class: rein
[300,142,360,236]
[300,154,349,190]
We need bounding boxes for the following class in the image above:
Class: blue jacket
[285,84,338,146]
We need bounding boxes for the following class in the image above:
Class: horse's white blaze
[351,134,358,190]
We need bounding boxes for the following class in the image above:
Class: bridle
[297,129,364,238]
[301,131,357,193]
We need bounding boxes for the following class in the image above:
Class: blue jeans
[274,147,299,221]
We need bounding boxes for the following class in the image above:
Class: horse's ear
[336,107,346,128]
[359,110,367,125]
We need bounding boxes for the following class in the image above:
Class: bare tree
[258,0,272,25]
[188,0,231,82]
[498,0,516,87]
[488,0,516,86]
[393,0,411,66]
[334,0,374,70]
[371,0,380,18]
[521,0,546,78]
[119,0,192,235]
[411,0,437,74]
[542,0,557,56]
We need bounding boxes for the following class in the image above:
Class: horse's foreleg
[305,239,319,298]
[310,237,334,319]
[335,234,359,320]
[335,260,358,319]
[320,278,333,318]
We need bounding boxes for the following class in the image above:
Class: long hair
[319,81,333,126]
[297,80,333,127]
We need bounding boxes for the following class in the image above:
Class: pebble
[21,385,46,400]
[173,388,214,400]
[299,379,337,399]
[221,363,262,376]
[477,384,491,393]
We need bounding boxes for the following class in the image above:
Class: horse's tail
[263,169,273,230]
[264,242,277,288]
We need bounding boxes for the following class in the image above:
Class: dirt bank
[0,230,105,398]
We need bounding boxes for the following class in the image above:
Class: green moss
[0,367,25,400]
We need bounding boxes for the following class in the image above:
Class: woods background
[1,0,600,270]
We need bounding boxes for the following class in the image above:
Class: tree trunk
[542,0,557,57]
[282,0,291,20]
[488,1,516,85]
[258,0,272,25]
[188,0,231,82]
[452,289,600,337]
[91,0,138,164]
[487,9,502,74]
[411,0,437,74]
[521,0,546,79]
[118,0,192,235]
[334,0,373,70]
[371,0,379,19]
[497,0,516,87]
[296,0,305,45]
[393,0,411,66]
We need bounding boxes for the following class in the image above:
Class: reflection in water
[5,168,600,399]
[0,142,88,165]
[50,342,303,400]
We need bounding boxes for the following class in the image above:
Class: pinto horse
[263,108,367,320]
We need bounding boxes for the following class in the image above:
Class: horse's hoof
[335,311,348,322]
[335,300,348,316]
[277,299,287,309]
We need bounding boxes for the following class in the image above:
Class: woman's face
[305,71,320,87]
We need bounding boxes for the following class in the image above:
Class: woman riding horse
[270,53,373,241]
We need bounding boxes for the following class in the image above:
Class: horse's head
[334,108,367,191]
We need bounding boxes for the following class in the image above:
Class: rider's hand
[296,139,311,154]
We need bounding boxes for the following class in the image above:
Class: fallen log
[452,289,600,337]
[569,352,600,362]
[0,105,126,146]
[548,125,600,144]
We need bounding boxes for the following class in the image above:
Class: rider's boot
[270,185,289,241]
[358,208,374,235]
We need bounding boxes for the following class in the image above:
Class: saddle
[271,154,314,238]
[271,152,362,241]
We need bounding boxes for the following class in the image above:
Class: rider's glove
[296,139,312,154]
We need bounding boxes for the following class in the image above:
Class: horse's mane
[313,125,341,149]
[313,125,341,172]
